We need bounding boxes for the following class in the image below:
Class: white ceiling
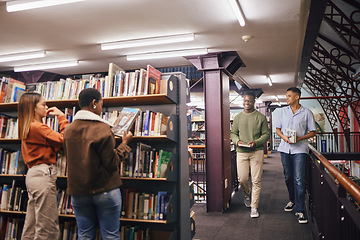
[0,0,309,105]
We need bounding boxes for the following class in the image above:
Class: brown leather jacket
[63,110,131,196]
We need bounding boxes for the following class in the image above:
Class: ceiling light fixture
[14,60,79,72]
[228,0,246,26]
[0,50,46,63]
[6,0,85,12]
[101,33,195,50]
[127,48,208,61]
[242,35,252,42]
[267,75,273,86]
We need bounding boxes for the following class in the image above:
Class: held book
[238,142,251,148]
[112,108,141,137]
[285,129,297,143]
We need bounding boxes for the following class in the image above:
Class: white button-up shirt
[275,105,316,154]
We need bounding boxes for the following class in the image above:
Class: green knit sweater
[230,110,270,153]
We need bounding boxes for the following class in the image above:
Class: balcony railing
[308,144,360,240]
[315,132,360,153]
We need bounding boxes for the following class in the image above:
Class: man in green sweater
[230,91,270,218]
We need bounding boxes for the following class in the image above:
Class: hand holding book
[112,107,141,137]
[285,129,297,143]
[121,131,133,145]
[237,141,254,148]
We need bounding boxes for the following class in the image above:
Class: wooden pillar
[257,101,271,156]
[186,51,245,212]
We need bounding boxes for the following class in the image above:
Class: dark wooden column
[257,101,271,156]
[186,51,245,212]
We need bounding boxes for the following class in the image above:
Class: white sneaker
[284,201,295,212]
[295,212,308,224]
[250,207,259,218]
[244,195,251,208]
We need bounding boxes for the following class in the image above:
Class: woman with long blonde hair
[18,92,69,240]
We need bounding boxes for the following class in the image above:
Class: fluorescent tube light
[14,60,79,72]
[228,0,246,26]
[101,33,195,50]
[6,0,85,12]
[0,50,46,63]
[275,95,279,101]
[267,75,272,86]
[127,48,208,61]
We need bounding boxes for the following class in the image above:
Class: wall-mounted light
[228,0,246,26]
[127,48,208,61]
[267,75,273,86]
[0,50,46,63]
[14,60,79,72]
[101,33,195,50]
[6,0,85,12]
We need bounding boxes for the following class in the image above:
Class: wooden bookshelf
[0,72,191,239]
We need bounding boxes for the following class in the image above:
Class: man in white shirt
[275,87,316,224]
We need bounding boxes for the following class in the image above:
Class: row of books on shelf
[0,217,78,240]
[57,189,74,215]
[0,148,67,177]
[1,185,172,223]
[105,108,168,138]
[40,107,76,133]
[0,149,26,175]
[120,143,172,179]
[0,63,164,103]
[2,144,172,179]
[190,132,205,139]
[0,116,18,139]
[120,225,151,240]
[59,221,77,240]
[23,64,162,102]
[121,190,170,221]
[0,107,75,140]
[1,142,171,179]
[0,181,28,212]
[56,150,67,177]
[0,217,155,240]
[191,122,205,131]
[0,217,24,240]
[1,105,167,142]
[0,77,26,104]
[24,106,169,139]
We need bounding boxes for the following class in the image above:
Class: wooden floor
[190,152,313,240]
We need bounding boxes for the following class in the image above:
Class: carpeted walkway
[191,152,313,240]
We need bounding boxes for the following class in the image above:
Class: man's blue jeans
[71,188,122,240]
[280,152,307,213]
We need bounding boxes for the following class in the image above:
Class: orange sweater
[22,115,69,168]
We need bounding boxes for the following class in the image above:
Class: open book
[285,129,297,143]
[112,107,141,137]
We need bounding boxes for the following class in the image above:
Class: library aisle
[191,152,312,240]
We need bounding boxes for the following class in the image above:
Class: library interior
[0,0,360,239]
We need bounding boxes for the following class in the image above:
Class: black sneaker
[284,201,295,212]
[295,212,308,224]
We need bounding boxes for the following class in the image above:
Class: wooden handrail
[308,144,360,204]
[315,132,360,134]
